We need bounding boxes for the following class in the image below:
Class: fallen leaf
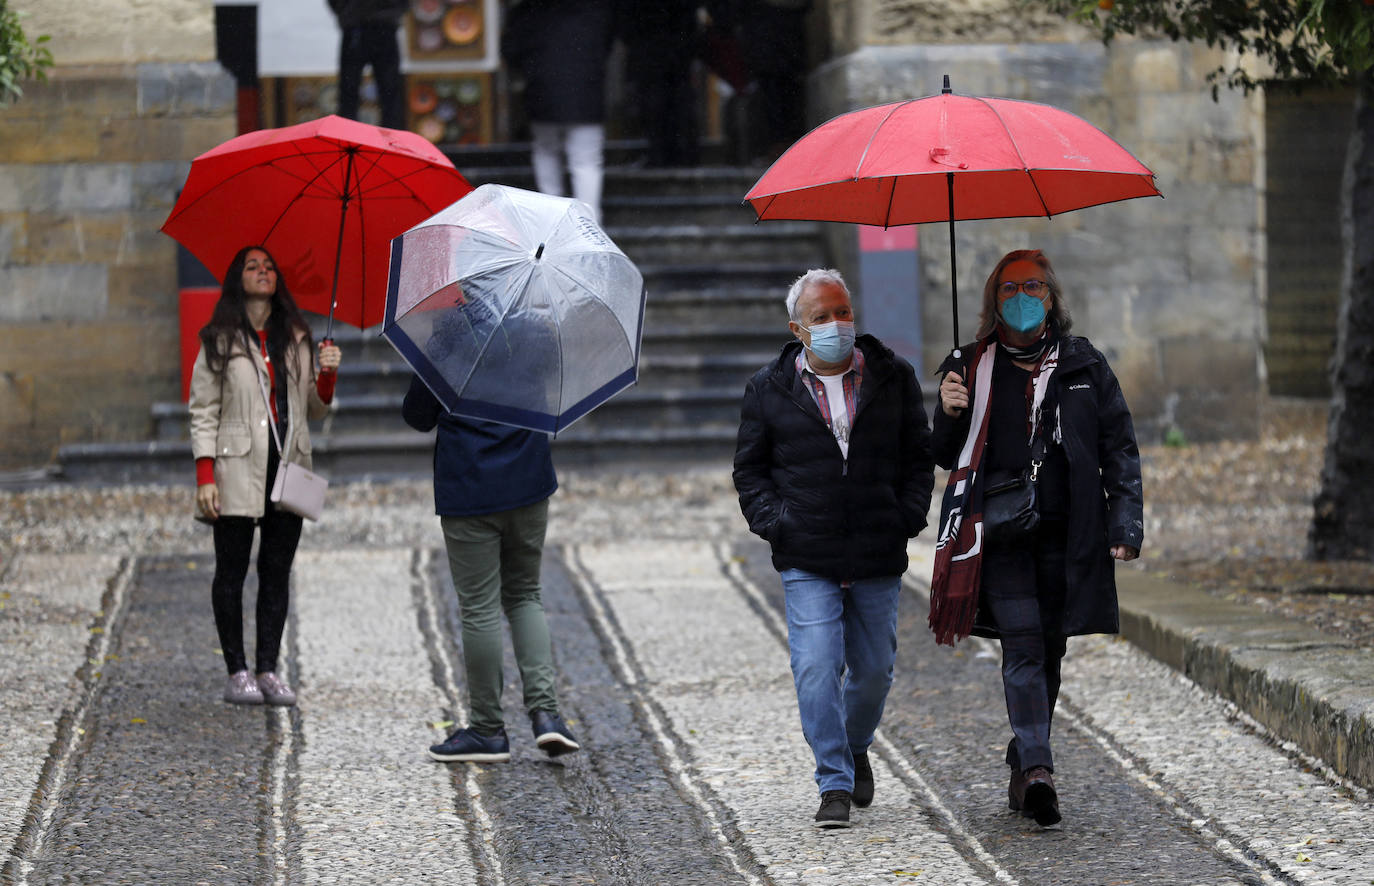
[429,720,454,730]
[1297,852,1312,863]
[130,718,147,725]
[893,871,924,878]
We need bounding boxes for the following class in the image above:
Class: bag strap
[254,365,285,455]
[1028,435,1046,483]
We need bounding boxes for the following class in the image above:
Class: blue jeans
[780,569,902,796]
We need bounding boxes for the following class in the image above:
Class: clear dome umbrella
[382,184,646,434]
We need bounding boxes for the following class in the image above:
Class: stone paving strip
[568,540,1007,886]
[0,553,128,883]
[1062,635,1374,885]
[291,549,482,884]
[905,539,1374,885]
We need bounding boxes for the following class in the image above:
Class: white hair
[785,268,850,321]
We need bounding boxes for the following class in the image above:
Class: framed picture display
[405,0,494,66]
[407,73,493,145]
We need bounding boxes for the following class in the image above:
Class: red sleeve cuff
[316,368,336,404]
[196,457,215,486]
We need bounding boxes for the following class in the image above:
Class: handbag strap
[1028,414,1049,483]
[254,363,285,456]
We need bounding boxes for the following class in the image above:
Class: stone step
[450,175,763,226]
[444,136,742,171]
[459,165,766,200]
[152,385,750,440]
[56,424,743,485]
[605,194,762,228]
[612,222,822,267]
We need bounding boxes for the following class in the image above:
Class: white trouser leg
[564,123,605,223]
[529,121,567,197]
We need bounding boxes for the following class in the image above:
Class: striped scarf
[928,337,1059,646]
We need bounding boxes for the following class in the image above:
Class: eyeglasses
[997,279,1048,298]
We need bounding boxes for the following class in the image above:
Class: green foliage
[0,1,54,104]
[1163,426,1188,448]
[1037,0,1374,96]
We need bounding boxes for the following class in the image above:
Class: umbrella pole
[323,147,358,344]
[947,171,960,358]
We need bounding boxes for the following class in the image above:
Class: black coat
[328,0,407,28]
[733,335,935,581]
[501,0,615,123]
[932,334,1144,638]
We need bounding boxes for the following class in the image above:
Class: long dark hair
[199,246,313,378]
[974,249,1073,340]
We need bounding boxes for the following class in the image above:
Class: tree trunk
[1309,71,1374,561]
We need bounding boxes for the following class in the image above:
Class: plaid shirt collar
[795,346,864,426]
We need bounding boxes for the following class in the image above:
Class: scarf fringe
[928,557,979,646]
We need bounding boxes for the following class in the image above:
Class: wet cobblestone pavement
[3,405,1373,884]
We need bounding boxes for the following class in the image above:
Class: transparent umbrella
[382,184,646,434]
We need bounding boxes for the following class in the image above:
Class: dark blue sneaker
[530,710,580,757]
[428,726,510,763]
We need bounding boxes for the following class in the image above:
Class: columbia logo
[1069,383,1091,390]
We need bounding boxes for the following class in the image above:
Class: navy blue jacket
[733,335,935,581]
[402,376,557,516]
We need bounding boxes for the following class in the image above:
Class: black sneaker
[428,726,510,763]
[814,790,853,828]
[530,710,580,757]
[852,751,874,808]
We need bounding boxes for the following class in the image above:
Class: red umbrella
[745,76,1162,348]
[162,115,473,338]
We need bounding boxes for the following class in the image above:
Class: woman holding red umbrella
[189,246,342,706]
[930,249,1143,826]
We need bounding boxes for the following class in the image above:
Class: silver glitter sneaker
[224,669,264,705]
[256,671,297,706]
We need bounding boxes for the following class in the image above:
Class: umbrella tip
[942,74,951,94]
[535,243,545,260]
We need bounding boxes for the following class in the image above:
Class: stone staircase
[56,140,828,483]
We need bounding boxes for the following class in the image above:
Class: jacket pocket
[216,420,252,458]
[767,503,791,544]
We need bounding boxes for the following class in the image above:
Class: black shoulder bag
[981,432,1046,548]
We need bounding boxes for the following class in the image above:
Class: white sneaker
[224,670,264,705]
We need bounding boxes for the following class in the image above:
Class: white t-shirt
[813,366,851,459]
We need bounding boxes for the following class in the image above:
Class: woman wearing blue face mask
[929,249,1144,828]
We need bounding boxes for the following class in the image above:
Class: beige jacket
[189,330,331,518]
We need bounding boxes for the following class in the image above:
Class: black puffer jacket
[734,335,935,580]
[932,334,1144,638]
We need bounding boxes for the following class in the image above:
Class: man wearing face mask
[734,268,934,828]
[930,249,1142,828]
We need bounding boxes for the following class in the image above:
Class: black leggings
[210,452,303,674]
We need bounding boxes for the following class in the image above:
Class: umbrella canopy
[382,184,646,434]
[162,115,472,336]
[745,77,1162,345]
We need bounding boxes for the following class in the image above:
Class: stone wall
[0,1,234,470]
[810,37,1265,443]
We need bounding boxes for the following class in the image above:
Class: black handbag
[982,436,1046,547]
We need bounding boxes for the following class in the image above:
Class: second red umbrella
[745,76,1163,348]
[162,115,473,336]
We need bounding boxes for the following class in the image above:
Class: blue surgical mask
[999,292,1047,334]
[802,320,856,363]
